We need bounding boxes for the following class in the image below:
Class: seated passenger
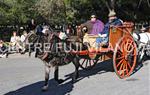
[96,10,123,48]
[82,14,104,47]
[82,14,104,35]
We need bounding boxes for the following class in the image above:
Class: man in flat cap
[96,10,123,47]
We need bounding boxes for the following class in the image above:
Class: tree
[34,0,66,24]
[0,0,10,25]
[0,0,149,25]
[0,0,38,25]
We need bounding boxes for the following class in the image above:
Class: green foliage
[0,0,38,25]
[34,0,66,24]
[0,0,149,25]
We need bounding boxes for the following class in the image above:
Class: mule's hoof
[42,86,48,91]
[57,79,65,84]
[71,77,77,83]
[71,79,76,83]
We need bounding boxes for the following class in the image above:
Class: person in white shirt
[42,26,50,34]
[21,31,28,43]
[10,31,22,52]
[10,31,20,44]
[133,25,150,44]
[20,31,28,53]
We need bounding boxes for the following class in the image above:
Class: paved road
[0,53,149,95]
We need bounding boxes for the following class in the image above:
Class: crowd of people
[0,30,28,58]
[0,19,76,58]
[0,10,150,58]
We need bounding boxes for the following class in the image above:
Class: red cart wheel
[113,36,137,79]
[79,57,99,70]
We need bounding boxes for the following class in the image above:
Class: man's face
[109,16,116,22]
[91,17,96,22]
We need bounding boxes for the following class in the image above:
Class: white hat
[108,10,116,17]
[20,27,24,29]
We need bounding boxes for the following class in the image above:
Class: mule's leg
[35,50,38,58]
[54,65,65,84]
[72,57,80,83]
[29,52,31,57]
[42,65,50,91]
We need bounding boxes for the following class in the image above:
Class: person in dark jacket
[36,24,43,36]
[28,19,36,31]
[96,10,123,47]
[0,39,8,58]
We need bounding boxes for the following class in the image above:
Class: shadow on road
[4,58,146,95]
[4,59,114,95]
[131,56,150,77]
[65,59,115,83]
[4,79,74,95]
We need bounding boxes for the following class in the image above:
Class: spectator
[10,31,23,52]
[66,24,74,36]
[133,25,150,44]
[28,19,36,31]
[20,31,28,53]
[36,24,43,36]
[42,26,50,34]
[21,31,28,43]
[0,39,8,58]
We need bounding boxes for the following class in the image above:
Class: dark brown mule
[24,31,80,91]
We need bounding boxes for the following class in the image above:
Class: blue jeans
[96,37,108,48]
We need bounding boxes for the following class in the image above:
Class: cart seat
[83,34,99,48]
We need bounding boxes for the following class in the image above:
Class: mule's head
[24,32,39,51]
[24,31,49,59]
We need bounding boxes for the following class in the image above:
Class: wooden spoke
[116,56,124,60]
[79,58,98,70]
[126,61,132,69]
[85,59,89,67]
[81,59,86,66]
[113,36,137,79]
[125,62,129,76]
[117,59,124,68]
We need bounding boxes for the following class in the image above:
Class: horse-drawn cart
[24,22,146,91]
[71,22,137,79]
[25,22,138,81]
